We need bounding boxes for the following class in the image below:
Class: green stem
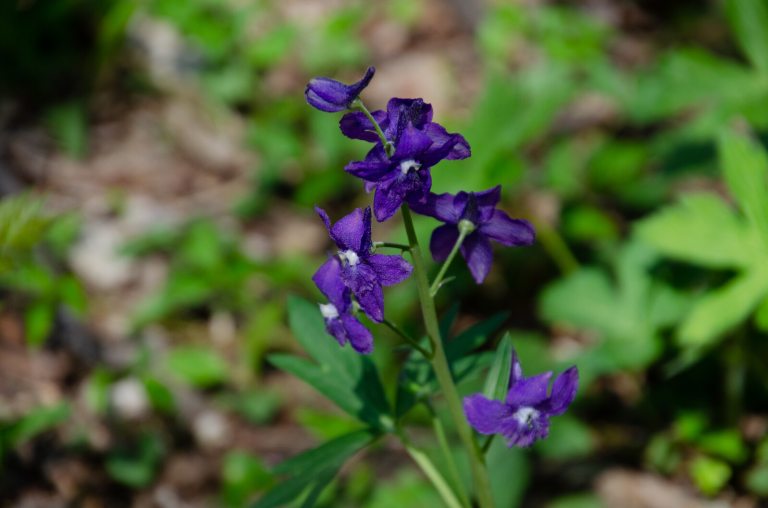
[402,439,465,508]
[535,221,579,275]
[429,228,469,297]
[382,319,432,358]
[401,205,495,508]
[353,99,394,157]
[374,241,411,252]
[481,435,495,454]
[425,401,472,508]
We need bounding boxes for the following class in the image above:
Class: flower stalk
[429,221,474,297]
[352,99,394,157]
[401,204,496,508]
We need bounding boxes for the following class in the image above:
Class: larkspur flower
[463,352,578,447]
[305,66,375,113]
[410,186,535,283]
[314,206,412,322]
[313,256,374,354]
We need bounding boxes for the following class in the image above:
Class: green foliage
[540,241,688,382]
[221,452,274,507]
[689,456,731,496]
[482,333,513,401]
[166,346,229,388]
[0,403,70,461]
[637,126,768,348]
[270,297,391,431]
[106,433,165,488]
[253,430,375,508]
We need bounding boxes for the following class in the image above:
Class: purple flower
[313,256,374,354]
[305,66,375,113]
[314,206,413,323]
[410,186,535,283]
[463,352,578,448]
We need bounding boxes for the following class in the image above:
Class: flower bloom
[410,186,535,283]
[313,256,374,354]
[463,352,578,447]
[341,98,470,222]
[305,66,375,112]
[314,206,412,323]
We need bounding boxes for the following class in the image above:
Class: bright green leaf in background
[166,346,229,388]
[637,125,768,348]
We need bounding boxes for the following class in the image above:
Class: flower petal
[542,366,578,416]
[312,257,348,310]
[393,124,433,160]
[480,211,535,247]
[423,123,471,160]
[409,192,461,223]
[510,350,523,386]
[429,224,459,262]
[330,207,372,253]
[505,371,552,408]
[463,394,510,435]
[384,98,433,140]
[341,263,384,322]
[460,232,494,284]
[367,254,413,286]
[499,411,550,448]
[305,67,375,112]
[325,316,348,346]
[341,314,374,354]
[339,110,387,142]
[373,181,406,222]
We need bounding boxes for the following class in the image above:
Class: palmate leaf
[637,125,768,349]
[269,297,391,430]
[540,241,689,382]
[252,429,375,508]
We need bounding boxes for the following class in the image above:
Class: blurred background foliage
[1,0,768,506]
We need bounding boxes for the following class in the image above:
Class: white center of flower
[338,249,360,266]
[399,159,421,175]
[319,303,339,320]
[512,407,540,427]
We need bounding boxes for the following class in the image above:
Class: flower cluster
[463,352,578,447]
[306,67,535,353]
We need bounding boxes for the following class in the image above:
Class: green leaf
[252,430,375,508]
[273,297,391,430]
[726,0,768,74]
[636,193,752,268]
[106,434,164,488]
[166,346,229,387]
[483,333,513,401]
[746,462,768,496]
[446,312,508,363]
[537,415,595,460]
[486,437,529,508]
[689,456,731,496]
[221,452,274,507]
[24,301,54,347]
[678,269,768,347]
[0,402,70,456]
[697,430,748,463]
[718,126,768,246]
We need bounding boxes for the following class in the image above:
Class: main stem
[401,205,495,508]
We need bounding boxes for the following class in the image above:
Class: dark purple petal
[393,124,433,160]
[305,66,375,112]
[499,410,550,447]
[341,314,374,354]
[460,232,494,284]
[367,254,413,286]
[480,211,535,247]
[474,186,502,216]
[315,206,332,235]
[384,98,433,140]
[423,123,471,160]
[345,145,391,182]
[324,315,348,346]
[505,371,553,408]
[339,110,387,142]
[330,208,372,253]
[542,366,578,416]
[429,224,459,262]
[312,257,348,310]
[410,192,462,223]
[373,181,406,222]
[463,394,510,434]
[341,263,384,322]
